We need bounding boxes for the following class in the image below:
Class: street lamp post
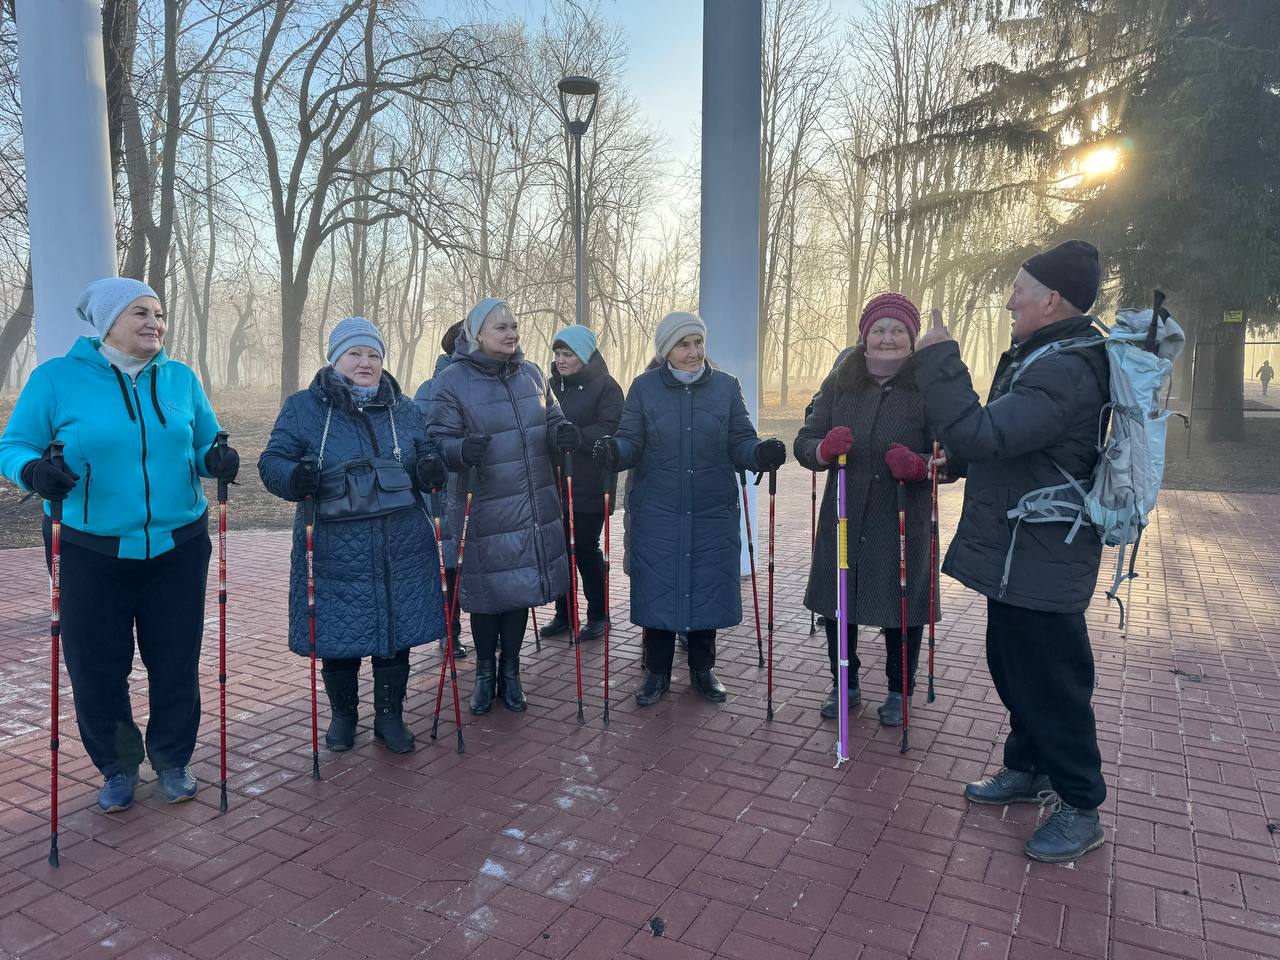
[557,75,600,328]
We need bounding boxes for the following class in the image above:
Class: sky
[488,0,870,168]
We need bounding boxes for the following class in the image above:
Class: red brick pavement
[2,463,1279,959]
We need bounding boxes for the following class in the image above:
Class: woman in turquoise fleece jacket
[0,277,240,815]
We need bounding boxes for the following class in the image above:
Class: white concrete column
[17,0,117,361]
[701,0,762,576]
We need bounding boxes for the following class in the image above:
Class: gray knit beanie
[654,311,707,361]
[327,316,385,365]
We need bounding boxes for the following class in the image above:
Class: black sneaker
[539,615,574,639]
[1025,799,1104,862]
[964,767,1054,805]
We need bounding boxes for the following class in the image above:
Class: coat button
[860,536,866,543]
[874,474,881,481]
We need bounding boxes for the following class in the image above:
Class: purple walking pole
[835,454,850,768]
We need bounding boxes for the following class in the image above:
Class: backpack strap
[999,461,1091,598]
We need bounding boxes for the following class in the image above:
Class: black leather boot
[321,665,359,751]
[634,669,670,706]
[819,681,861,719]
[499,657,527,712]
[470,660,497,715]
[371,662,415,754]
[539,613,573,639]
[964,767,1055,805]
[1025,800,1104,862]
[690,668,727,703]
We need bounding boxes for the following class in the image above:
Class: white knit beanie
[654,311,707,361]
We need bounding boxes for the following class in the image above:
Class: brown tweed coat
[794,350,940,627]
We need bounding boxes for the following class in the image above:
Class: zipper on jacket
[82,461,92,526]
[130,381,154,558]
[504,372,549,599]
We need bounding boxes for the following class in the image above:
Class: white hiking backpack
[1004,297,1186,626]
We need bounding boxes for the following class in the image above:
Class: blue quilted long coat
[426,336,570,615]
[613,364,763,632]
[258,367,447,658]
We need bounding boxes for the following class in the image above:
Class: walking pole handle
[768,469,776,496]
[563,447,574,478]
[215,431,230,501]
[49,439,65,468]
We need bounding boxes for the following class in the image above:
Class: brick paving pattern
[1,462,1278,959]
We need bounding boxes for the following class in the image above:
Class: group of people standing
[1,237,1113,865]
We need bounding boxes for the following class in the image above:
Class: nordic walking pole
[428,486,465,753]
[532,604,541,652]
[434,466,476,742]
[565,451,585,725]
[896,479,910,754]
[927,439,940,704]
[767,469,776,721]
[603,470,615,725]
[809,470,817,635]
[739,470,764,668]
[215,431,230,813]
[835,454,850,769]
[47,440,66,868]
[305,493,320,780]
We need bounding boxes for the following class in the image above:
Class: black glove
[290,460,320,499]
[415,454,448,492]
[591,437,619,471]
[755,438,787,472]
[204,444,240,482]
[555,421,582,453]
[21,448,79,502]
[461,435,490,466]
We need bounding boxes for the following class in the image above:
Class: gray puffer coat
[614,363,763,632]
[794,349,940,627]
[426,335,570,614]
[257,367,446,658]
[913,315,1109,613]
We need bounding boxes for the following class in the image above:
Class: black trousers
[556,510,606,622]
[322,648,408,672]
[470,609,529,661]
[645,629,715,673]
[824,620,923,694]
[44,531,211,779]
[986,599,1106,809]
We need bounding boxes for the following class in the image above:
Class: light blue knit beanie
[464,298,510,341]
[76,277,160,339]
[552,324,597,364]
[327,316,385,365]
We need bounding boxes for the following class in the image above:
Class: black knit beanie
[1022,240,1101,313]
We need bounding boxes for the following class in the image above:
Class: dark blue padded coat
[257,367,446,658]
[613,364,763,632]
[427,336,570,615]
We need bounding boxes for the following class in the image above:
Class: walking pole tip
[219,783,228,814]
[456,730,465,754]
[48,835,59,868]
[311,753,321,781]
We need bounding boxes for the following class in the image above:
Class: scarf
[668,362,705,384]
[98,341,151,382]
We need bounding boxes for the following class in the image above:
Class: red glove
[817,426,853,463]
[885,442,928,482]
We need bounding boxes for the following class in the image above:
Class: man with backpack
[913,240,1109,863]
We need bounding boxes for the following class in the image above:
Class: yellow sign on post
[1224,310,1244,323]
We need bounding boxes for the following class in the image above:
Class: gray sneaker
[963,767,1054,805]
[1025,798,1104,862]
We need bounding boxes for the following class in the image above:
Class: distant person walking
[1257,359,1274,396]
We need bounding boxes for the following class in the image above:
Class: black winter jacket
[549,351,624,514]
[913,316,1109,614]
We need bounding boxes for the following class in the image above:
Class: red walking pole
[928,439,940,704]
[215,431,230,812]
[809,469,817,635]
[766,469,776,721]
[603,470,615,725]
[305,494,320,780]
[47,440,65,867]
[434,467,476,742]
[739,470,764,668]
[428,484,464,753]
[565,451,585,725]
[896,480,910,754]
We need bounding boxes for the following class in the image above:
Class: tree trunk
[0,262,34,389]
[280,280,306,402]
[1206,311,1246,442]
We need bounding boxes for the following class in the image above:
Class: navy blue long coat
[614,364,763,632]
[258,368,447,658]
[427,337,570,615]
